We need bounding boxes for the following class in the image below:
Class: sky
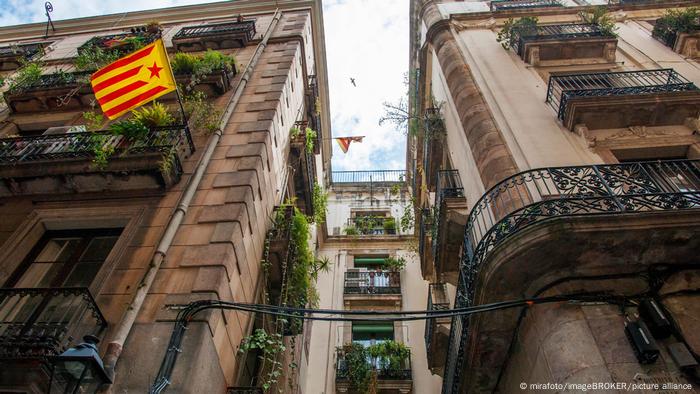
[0,0,409,171]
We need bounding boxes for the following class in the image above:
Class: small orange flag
[91,39,176,119]
[336,136,364,153]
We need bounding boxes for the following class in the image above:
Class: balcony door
[0,229,120,357]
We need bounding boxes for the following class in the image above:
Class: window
[613,147,700,194]
[352,322,394,348]
[5,229,122,288]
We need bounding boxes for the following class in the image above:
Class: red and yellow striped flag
[91,39,176,120]
[335,136,364,153]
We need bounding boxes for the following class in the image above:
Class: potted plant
[383,217,397,234]
[172,50,237,96]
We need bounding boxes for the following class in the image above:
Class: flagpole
[159,37,195,153]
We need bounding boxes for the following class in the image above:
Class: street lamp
[49,335,111,394]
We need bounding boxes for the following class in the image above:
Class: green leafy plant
[310,256,332,281]
[239,329,286,392]
[289,126,301,138]
[653,7,699,45]
[172,50,236,92]
[579,6,617,36]
[400,198,415,234]
[343,226,359,236]
[384,256,406,271]
[497,17,539,50]
[304,128,317,153]
[74,45,121,71]
[367,341,410,377]
[83,111,105,131]
[108,119,149,141]
[339,344,373,393]
[183,90,222,135]
[7,61,42,93]
[311,184,328,224]
[383,217,396,233]
[89,134,116,169]
[131,101,175,128]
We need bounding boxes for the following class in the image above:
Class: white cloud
[322,0,407,171]
[0,0,408,172]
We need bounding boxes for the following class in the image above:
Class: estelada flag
[91,39,176,120]
[335,136,364,153]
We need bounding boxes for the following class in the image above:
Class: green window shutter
[353,257,387,266]
[352,322,394,340]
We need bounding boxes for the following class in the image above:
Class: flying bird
[350,78,356,87]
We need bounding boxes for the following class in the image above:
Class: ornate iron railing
[344,271,401,295]
[424,283,449,357]
[0,43,44,59]
[431,170,465,264]
[418,208,432,265]
[490,0,563,11]
[346,216,396,235]
[652,16,699,49]
[546,69,699,121]
[442,159,700,393]
[77,32,157,55]
[336,348,412,381]
[0,126,190,169]
[510,23,609,55]
[6,71,92,94]
[332,170,406,184]
[173,20,256,41]
[0,287,107,359]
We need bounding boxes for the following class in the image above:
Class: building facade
[409,0,700,393]
[303,170,443,394]
[0,1,330,392]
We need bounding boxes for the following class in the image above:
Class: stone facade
[409,1,700,393]
[0,1,329,393]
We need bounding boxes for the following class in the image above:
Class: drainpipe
[101,8,283,388]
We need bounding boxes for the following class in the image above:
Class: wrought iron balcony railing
[6,71,92,95]
[77,32,157,56]
[546,69,699,121]
[0,287,107,359]
[344,271,401,295]
[346,216,397,235]
[0,126,190,167]
[437,170,464,201]
[173,20,256,41]
[510,23,609,56]
[336,348,412,381]
[442,159,700,394]
[0,43,44,59]
[490,0,563,11]
[425,283,450,357]
[652,16,699,49]
[332,170,406,184]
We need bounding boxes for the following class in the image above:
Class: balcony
[345,216,397,236]
[77,31,158,56]
[425,283,450,376]
[263,206,304,335]
[418,208,435,280]
[652,18,700,59]
[344,270,401,309]
[305,75,322,151]
[509,23,617,65]
[423,108,445,192]
[172,20,257,52]
[443,159,700,393]
[289,135,316,217]
[0,43,45,71]
[0,126,190,196]
[0,287,107,359]
[546,69,700,131]
[431,170,468,285]
[174,66,237,97]
[490,0,563,12]
[336,346,412,393]
[332,170,405,185]
[3,71,93,114]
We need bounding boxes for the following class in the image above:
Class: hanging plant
[496,17,539,50]
[304,128,317,153]
[311,183,328,224]
[238,329,286,392]
[338,344,373,393]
